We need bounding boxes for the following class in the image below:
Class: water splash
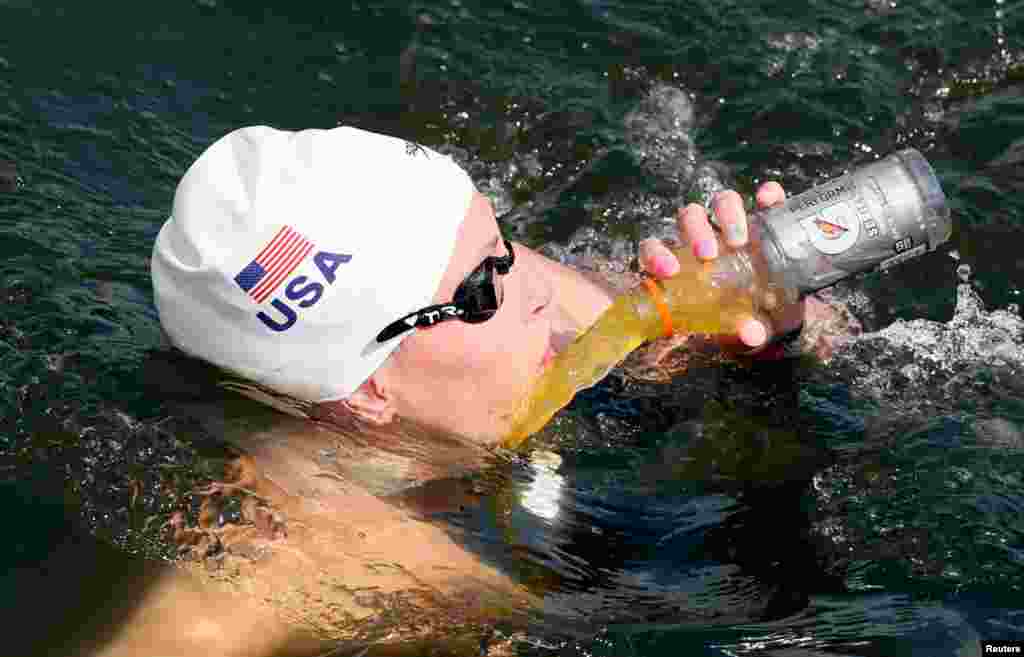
[623,85,697,190]
[826,266,1024,408]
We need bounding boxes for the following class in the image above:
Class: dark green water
[1,0,1023,654]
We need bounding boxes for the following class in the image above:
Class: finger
[755,181,786,209]
[712,313,772,356]
[638,238,680,278]
[736,316,769,348]
[679,203,718,260]
[711,190,748,249]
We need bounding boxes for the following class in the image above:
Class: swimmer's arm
[513,243,618,333]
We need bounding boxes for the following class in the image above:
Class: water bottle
[709,148,951,322]
[502,149,952,449]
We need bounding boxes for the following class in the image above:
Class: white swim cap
[152,125,474,402]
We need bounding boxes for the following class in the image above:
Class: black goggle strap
[493,239,515,273]
[375,303,465,343]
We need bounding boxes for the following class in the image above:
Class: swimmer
[101,126,845,657]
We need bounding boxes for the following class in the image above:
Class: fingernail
[694,239,717,260]
[739,321,768,347]
[725,219,748,246]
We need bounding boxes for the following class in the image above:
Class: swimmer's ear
[340,376,397,426]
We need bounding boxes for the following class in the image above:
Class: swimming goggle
[375,239,515,343]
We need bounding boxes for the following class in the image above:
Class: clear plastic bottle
[502,149,952,449]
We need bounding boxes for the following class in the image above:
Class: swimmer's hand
[638,182,805,356]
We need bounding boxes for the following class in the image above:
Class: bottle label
[753,150,951,298]
[800,200,861,255]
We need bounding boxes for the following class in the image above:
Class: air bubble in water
[956,264,972,282]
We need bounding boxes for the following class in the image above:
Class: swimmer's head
[153,126,555,442]
[152,126,473,402]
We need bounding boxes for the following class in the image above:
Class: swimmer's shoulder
[172,420,536,647]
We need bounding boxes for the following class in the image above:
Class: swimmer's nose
[520,257,553,320]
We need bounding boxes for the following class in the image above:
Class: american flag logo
[234,226,315,304]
